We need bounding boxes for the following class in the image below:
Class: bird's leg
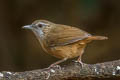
[41,58,67,79]
[77,54,83,66]
[76,45,86,67]
[48,58,68,69]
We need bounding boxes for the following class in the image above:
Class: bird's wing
[45,24,91,47]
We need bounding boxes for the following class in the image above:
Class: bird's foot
[43,64,61,71]
[48,64,61,70]
[42,65,61,79]
[74,60,83,68]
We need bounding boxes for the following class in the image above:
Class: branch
[0,60,120,80]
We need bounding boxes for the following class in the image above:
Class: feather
[45,24,91,47]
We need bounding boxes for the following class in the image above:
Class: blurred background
[0,0,120,71]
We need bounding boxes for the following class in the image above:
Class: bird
[23,20,108,68]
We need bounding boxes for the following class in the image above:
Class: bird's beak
[22,25,32,29]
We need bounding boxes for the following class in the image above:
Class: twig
[0,60,120,80]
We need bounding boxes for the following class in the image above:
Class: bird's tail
[87,36,108,40]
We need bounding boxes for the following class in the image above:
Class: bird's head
[22,20,54,37]
[23,20,54,30]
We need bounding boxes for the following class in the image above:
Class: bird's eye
[37,24,43,28]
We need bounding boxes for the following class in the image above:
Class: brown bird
[23,20,108,68]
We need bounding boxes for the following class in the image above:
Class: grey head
[22,20,55,37]
[23,20,54,30]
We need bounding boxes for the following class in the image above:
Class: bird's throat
[32,29,48,53]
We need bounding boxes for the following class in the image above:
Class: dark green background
[0,0,119,71]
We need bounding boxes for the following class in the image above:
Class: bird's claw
[48,65,61,70]
[74,60,83,68]
[42,65,61,79]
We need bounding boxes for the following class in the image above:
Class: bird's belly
[49,44,80,59]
